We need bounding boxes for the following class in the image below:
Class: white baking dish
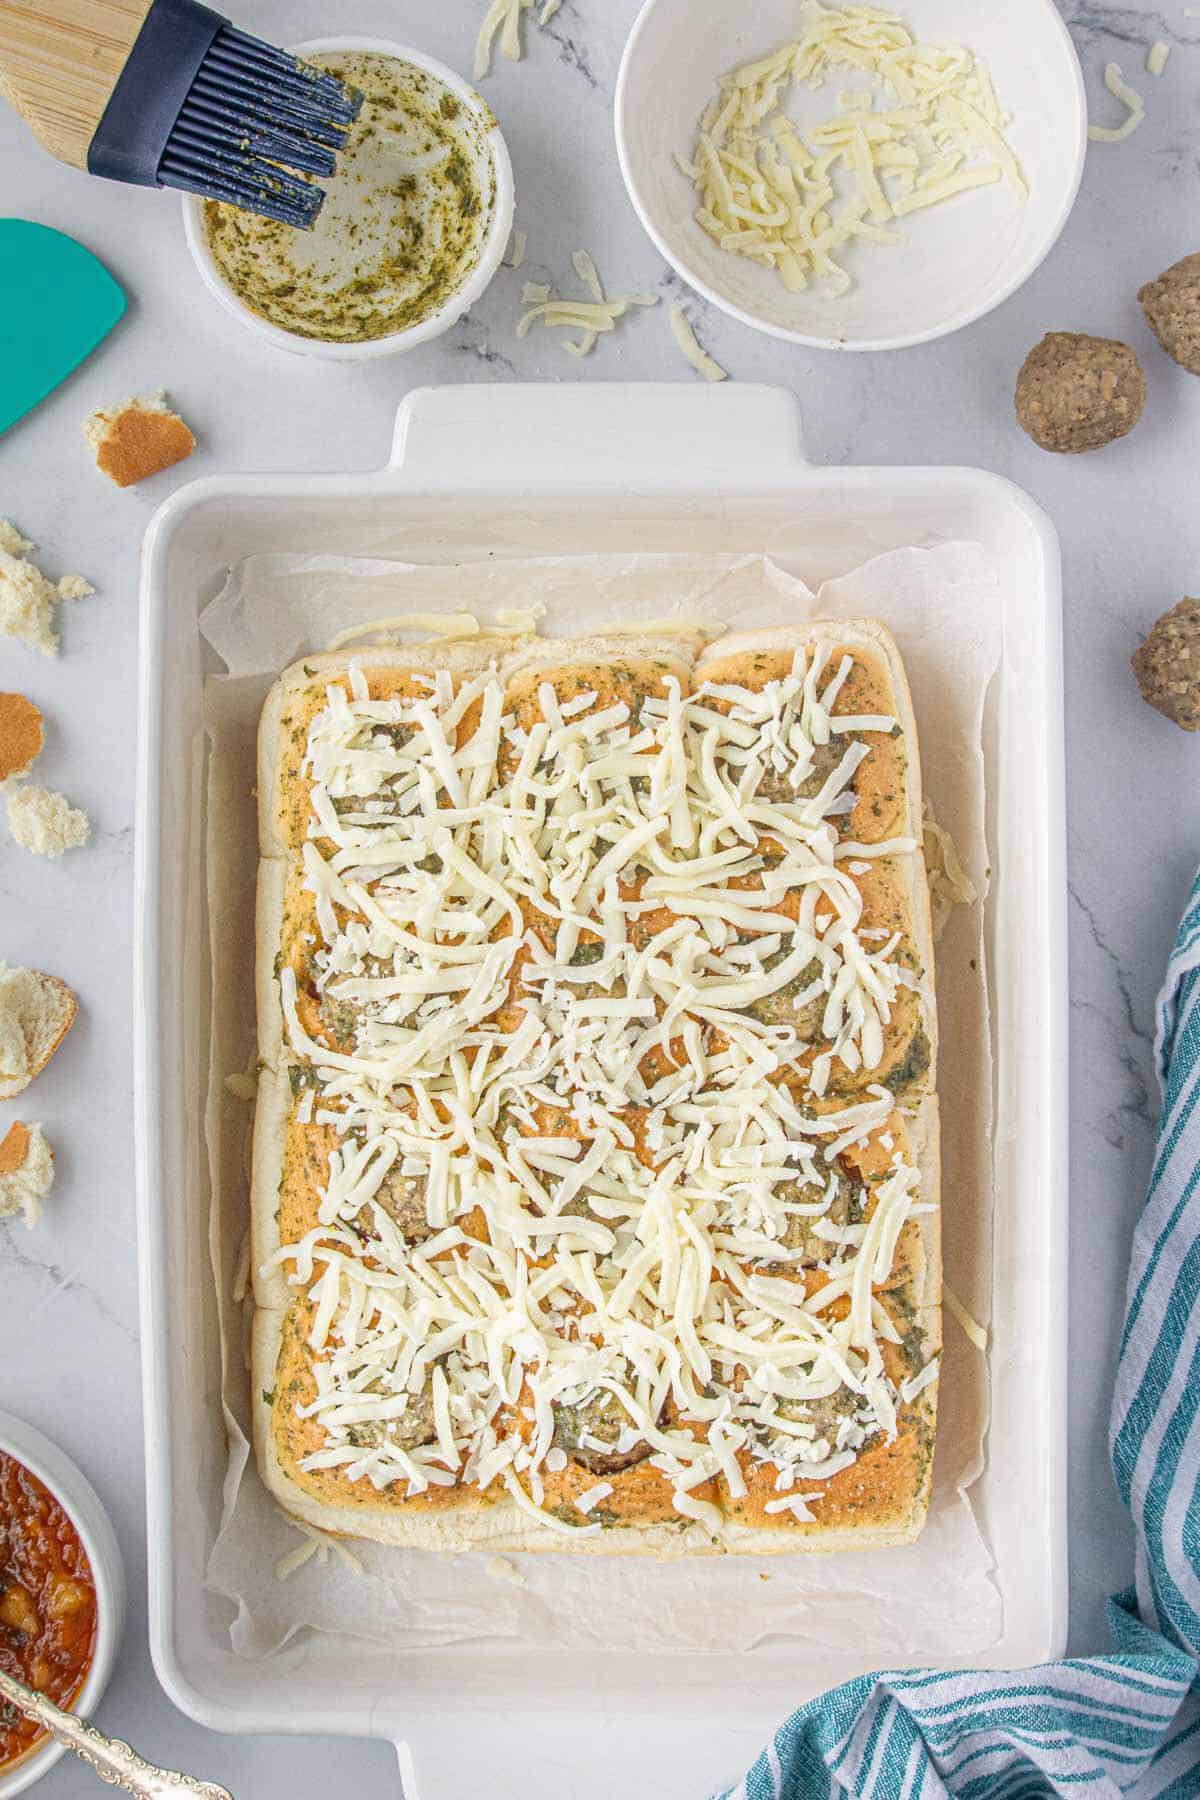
[134,383,1068,1800]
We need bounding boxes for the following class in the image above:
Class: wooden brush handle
[0,0,154,167]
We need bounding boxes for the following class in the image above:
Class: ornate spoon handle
[0,1668,233,1798]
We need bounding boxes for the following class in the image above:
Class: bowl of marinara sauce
[0,1413,124,1797]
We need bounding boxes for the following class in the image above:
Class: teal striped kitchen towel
[715,870,1200,1799]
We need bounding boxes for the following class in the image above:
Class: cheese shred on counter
[517,251,659,356]
[682,0,1027,298]
[1087,61,1146,142]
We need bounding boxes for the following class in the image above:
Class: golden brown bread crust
[253,623,941,1554]
[694,636,910,843]
[90,402,195,489]
[268,1297,498,1519]
[503,646,696,728]
[262,645,507,853]
[721,1373,938,1542]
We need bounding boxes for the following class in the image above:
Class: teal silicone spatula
[0,220,125,436]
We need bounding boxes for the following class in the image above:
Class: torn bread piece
[82,391,195,489]
[0,964,78,1099]
[0,1121,54,1228]
[0,694,44,781]
[0,525,93,657]
[5,783,91,856]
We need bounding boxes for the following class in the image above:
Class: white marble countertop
[2,0,1198,1792]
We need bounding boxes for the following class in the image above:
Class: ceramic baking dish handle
[388,381,808,492]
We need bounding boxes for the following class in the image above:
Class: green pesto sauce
[204,51,496,343]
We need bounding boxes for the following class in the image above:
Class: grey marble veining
[2,0,1199,1791]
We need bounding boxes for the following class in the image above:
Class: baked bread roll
[250,625,940,1553]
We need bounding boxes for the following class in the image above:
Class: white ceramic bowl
[0,1413,125,1799]
[183,36,515,361]
[615,0,1087,352]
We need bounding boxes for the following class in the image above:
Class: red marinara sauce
[0,1451,97,1771]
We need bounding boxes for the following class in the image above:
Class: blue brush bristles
[161,27,361,227]
[85,2,361,229]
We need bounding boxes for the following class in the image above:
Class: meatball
[746,954,825,1034]
[1015,332,1145,453]
[775,1385,862,1448]
[362,1163,432,1243]
[344,1382,436,1452]
[776,1164,864,1262]
[552,1387,653,1475]
[756,736,851,806]
[318,990,359,1054]
[1139,253,1200,376]
[1132,597,1200,731]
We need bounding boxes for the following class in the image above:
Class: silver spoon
[0,1668,233,1797]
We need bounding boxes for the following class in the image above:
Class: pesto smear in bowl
[204,50,498,343]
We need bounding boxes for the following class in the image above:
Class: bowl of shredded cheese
[615,0,1086,351]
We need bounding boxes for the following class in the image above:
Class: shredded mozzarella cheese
[922,802,977,939]
[669,304,729,382]
[1088,62,1146,141]
[943,1284,987,1351]
[517,251,659,356]
[474,0,533,80]
[268,641,936,1538]
[683,1,1027,298]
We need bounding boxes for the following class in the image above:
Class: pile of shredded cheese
[679,1,1027,298]
[269,646,936,1537]
[518,252,659,356]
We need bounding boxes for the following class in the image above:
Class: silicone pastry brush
[0,0,362,227]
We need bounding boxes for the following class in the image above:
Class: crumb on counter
[82,391,195,488]
[4,782,91,856]
[0,523,93,657]
[0,963,78,1099]
[0,693,44,781]
[0,1120,54,1228]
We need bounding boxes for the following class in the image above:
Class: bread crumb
[4,782,91,856]
[0,693,44,780]
[0,1004,27,1090]
[0,1121,54,1228]
[224,1072,258,1101]
[484,1555,526,1586]
[82,391,195,488]
[0,523,93,657]
[0,963,78,1099]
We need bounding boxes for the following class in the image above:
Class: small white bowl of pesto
[182,37,514,358]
